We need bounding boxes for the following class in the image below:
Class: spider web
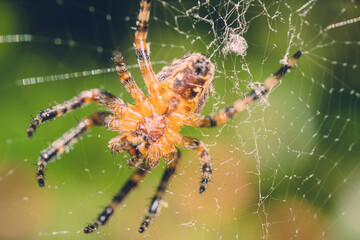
[0,0,359,239]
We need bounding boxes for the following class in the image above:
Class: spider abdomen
[157,53,215,114]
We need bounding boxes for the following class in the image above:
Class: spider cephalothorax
[27,0,301,234]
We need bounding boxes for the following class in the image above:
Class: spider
[27,0,301,234]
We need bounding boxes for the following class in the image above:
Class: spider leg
[27,89,125,137]
[194,50,302,128]
[135,0,160,97]
[36,112,112,187]
[181,137,212,194]
[84,167,149,234]
[114,52,147,103]
[138,150,181,233]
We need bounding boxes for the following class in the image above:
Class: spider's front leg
[138,151,181,233]
[134,0,160,97]
[27,89,125,137]
[36,112,113,187]
[194,50,302,128]
[114,52,146,103]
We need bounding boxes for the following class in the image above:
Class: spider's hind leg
[36,112,112,187]
[138,150,181,233]
[181,137,212,194]
[84,167,149,234]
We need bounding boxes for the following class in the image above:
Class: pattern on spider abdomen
[157,53,215,113]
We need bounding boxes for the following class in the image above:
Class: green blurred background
[0,0,359,239]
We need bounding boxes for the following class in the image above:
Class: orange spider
[27,0,301,234]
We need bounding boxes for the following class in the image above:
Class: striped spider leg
[35,112,114,187]
[84,166,150,234]
[27,89,125,138]
[180,137,212,193]
[191,50,302,128]
[28,90,126,187]
[84,150,182,233]
[138,151,181,233]
[114,51,146,104]
[135,0,160,97]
